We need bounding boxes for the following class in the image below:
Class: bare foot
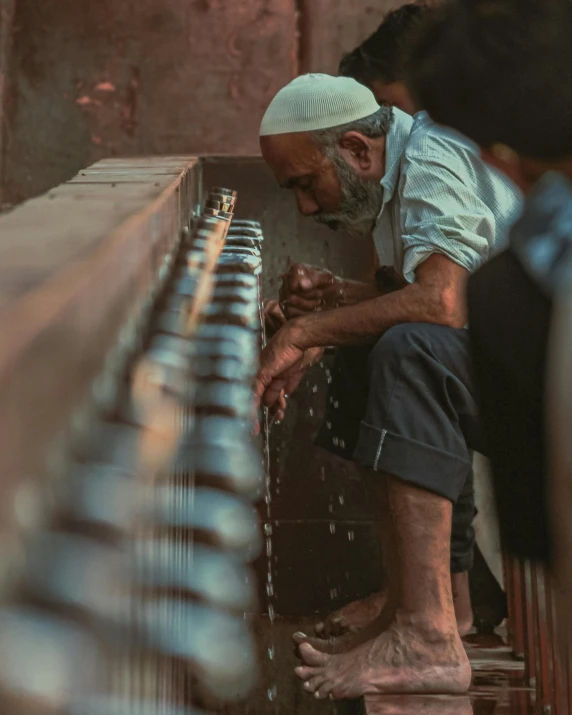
[313,575,473,643]
[294,616,472,700]
[314,589,388,639]
[294,605,394,655]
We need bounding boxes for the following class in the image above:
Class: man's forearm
[335,278,381,306]
[290,280,461,350]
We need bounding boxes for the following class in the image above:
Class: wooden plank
[504,554,526,659]
[524,561,538,687]
[531,563,554,710]
[0,156,198,552]
[547,280,572,703]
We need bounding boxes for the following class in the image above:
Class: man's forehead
[260,133,326,184]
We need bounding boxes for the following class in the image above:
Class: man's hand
[255,321,323,415]
[279,263,383,317]
[279,264,341,318]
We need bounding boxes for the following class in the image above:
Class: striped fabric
[373,109,523,283]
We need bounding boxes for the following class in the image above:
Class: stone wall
[0,0,404,203]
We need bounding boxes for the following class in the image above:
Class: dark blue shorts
[315,323,482,573]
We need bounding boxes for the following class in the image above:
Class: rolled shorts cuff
[353,422,471,504]
[450,553,474,574]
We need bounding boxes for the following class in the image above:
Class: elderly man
[256,73,521,698]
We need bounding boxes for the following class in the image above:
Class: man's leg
[295,473,470,699]
[313,470,474,643]
[451,467,475,635]
[313,337,475,642]
[297,323,480,696]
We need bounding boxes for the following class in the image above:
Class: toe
[303,675,326,694]
[294,665,317,682]
[299,642,328,666]
[294,633,332,652]
[314,681,334,700]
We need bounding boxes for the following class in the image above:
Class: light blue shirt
[373,109,523,283]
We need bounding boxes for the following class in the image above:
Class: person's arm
[256,254,468,406]
[278,263,407,317]
[291,253,467,347]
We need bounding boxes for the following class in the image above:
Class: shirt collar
[379,107,414,204]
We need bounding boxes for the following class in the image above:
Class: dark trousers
[468,250,552,563]
[316,323,483,573]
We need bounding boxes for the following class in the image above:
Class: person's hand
[255,321,323,416]
[263,299,287,336]
[279,264,345,318]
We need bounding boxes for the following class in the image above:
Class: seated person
[256,72,521,699]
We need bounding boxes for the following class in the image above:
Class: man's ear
[339,131,373,170]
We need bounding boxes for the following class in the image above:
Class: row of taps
[0,185,266,714]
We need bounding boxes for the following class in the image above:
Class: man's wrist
[288,314,319,351]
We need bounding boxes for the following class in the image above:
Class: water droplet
[333,437,339,446]
[264,523,273,536]
[327,376,332,384]
[312,384,318,393]
[329,587,338,599]
[266,538,273,557]
[329,523,336,534]
[268,645,276,660]
[340,439,345,449]
[268,685,278,701]
[338,495,345,505]
[333,400,339,409]
[309,407,314,416]
[348,530,355,542]
[267,582,274,597]
[326,421,332,430]
[268,604,276,622]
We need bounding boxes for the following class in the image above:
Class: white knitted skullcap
[259,73,380,136]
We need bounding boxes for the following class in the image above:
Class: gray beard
[313,151,383,237]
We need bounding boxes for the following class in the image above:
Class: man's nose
[294,188,320,217]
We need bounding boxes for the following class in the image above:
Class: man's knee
[368,323,433,375]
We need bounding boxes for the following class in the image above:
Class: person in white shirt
[256,73,520,699]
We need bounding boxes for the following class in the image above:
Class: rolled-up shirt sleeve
[399,150,496,284]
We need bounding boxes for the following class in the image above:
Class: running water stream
[258,287,279,705]
[263,405,279,704]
